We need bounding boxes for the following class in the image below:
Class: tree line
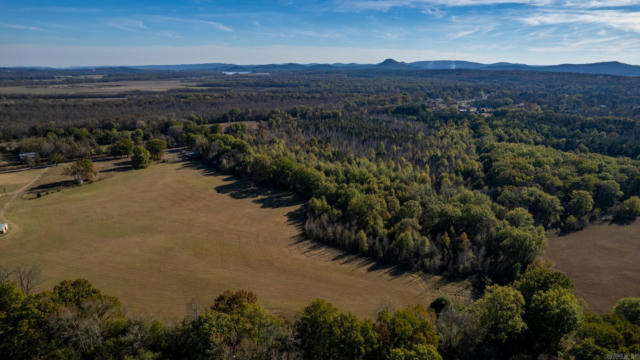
[190,110,640,284]
[1,265,638,359]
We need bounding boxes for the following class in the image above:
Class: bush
[131,145,151,169]
[146,139,167,161]
[618,196,640,220]
[110,138,134,157]
[563,215,584,232]
[430,297,452,314]
[613,298,640,326]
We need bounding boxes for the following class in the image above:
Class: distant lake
[223,71,251,75]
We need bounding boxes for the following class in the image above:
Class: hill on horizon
[4,59,640,77]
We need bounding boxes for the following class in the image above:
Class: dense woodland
[1,70,640,358]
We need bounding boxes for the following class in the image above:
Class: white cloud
[1,23,42,31]
[451,28,482,38]
[563,1,640,7]
[147,16,233,32]
[335,0,554,12]
[334,0,640,11]
[522,9,640,33]
[298,30,344,38]
[106,19,147,32]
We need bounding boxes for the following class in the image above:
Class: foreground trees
[0,278,443,360]
[296,300,440,360]
[0,274,637,359]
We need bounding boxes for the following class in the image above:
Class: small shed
[0,224,7,234]
[19,152,36,162]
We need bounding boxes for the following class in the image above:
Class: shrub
[131,145,151,169]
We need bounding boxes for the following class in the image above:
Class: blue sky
[1,0,640,66]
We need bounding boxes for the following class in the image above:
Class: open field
[0,167,49,212]
[0,159,470,321]
[0,168,48,194]
[0,80,198,96]
[545,222,640,313]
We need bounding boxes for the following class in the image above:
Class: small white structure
[0,224,7,234]
[19,152,36,162]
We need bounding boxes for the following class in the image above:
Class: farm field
[0,160,470,321]
[545,222,640,313]
[0,80,198,96]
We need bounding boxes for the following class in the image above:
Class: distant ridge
[5,59,640,77]
[134,59,640,77]
[375,58,415,70]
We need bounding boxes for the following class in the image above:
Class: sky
[1,0,640,67]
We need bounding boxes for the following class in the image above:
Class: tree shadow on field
[180,160,413,279]
[29,180,75,192]
[100,160,132,173]
[179,160,304,210]
[291,237,410,278]
[556,218,638,237]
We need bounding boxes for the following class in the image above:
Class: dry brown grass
[0,168,49,210]
[0,80,197,96]
[0,160,471,321]
[545,221,640,313]
[0,169,48,193]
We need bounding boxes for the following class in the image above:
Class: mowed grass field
[0,167,49,210]
[0,160,470,321]
[0,168,48,193]
[0,80,198,96]
[545,222,640,313]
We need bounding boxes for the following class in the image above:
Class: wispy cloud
[334,0,552,12]
[299,30,344,38]
[333,0,640,12]
[106,19,147,32]
[563,0,640,8]
[147,16,233,32]
[1,23,42,31]
[158,31,182,39]
[19,6,103,13]
[422,7,445,17]
[522,9,640,33]
[451,28,482,38]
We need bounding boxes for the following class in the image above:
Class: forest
[1,70,640,358]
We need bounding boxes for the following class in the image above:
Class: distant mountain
[374,59,415,70]
[482,62,529,70]
[9,59,640,77]
[538,62,640,76]
[410,60,485,70]
[470,61,640,76]
[135,63,230,71]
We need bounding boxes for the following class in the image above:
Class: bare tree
[15,264,43,295]
[0,265,13,285]
[186,298,204,321]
